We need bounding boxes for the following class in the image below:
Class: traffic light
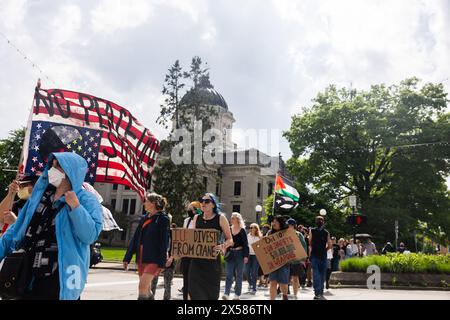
[347,214,367,226]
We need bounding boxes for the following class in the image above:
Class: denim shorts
[268,264,290,284]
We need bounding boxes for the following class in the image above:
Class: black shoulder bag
[0,202,65,299]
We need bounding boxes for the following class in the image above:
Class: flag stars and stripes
[37,123,42,129]
[32,157,38,162]
[35,134,41,140]
[38,163,43,168]
[33,145,39,151]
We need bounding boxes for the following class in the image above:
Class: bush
[339,253,450,274]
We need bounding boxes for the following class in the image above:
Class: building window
[122,199,130,215]
[268,182,274,196]
[257,183,261,198]
[232,205,241,213]
[113,184,118,190]
[203,177,208,191]
[111,198,117,211]
[130,199,137,215]
[216,183,220,196]
[234,181,241,196]
[125,186,131,190]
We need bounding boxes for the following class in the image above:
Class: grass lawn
[101,247,127,262]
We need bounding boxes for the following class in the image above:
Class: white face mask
[48,167,65,187]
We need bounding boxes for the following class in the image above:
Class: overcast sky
[1,0,449,160]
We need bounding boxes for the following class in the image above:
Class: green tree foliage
[0,128,25,199]
[284,78,450,245]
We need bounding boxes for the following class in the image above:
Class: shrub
[339,253,450,274]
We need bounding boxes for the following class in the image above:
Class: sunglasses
[199,198,213,204]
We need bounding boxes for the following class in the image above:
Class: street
[82,268,450,300]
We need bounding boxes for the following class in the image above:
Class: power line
[0,30,56,85]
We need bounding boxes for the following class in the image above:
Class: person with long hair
[180,201,201,300]
[188,193,233,300]
[123,193,170,300]
[267,215,290,300]
[222,212,249,300]
[245,223,262,294]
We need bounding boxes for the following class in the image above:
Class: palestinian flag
[275,175,299,201]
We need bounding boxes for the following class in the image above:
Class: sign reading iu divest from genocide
[252,227,307,275]
[171,228,220,260]
[21,87,160,200]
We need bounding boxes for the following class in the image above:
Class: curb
[330,285,449,291]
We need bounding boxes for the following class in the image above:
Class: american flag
[22,87,160,200]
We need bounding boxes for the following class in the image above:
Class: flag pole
[7,79,39,211]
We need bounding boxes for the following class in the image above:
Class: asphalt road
[82,268,450,300]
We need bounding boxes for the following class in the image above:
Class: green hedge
[339,253,450,274]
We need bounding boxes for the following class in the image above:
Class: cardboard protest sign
[171,228,220,260]
[252,227,307,274]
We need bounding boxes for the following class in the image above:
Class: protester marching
[0,80,445,303]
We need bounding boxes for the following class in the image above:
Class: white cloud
[0,0,449,161]
[51,5,82,45]
[0,0,27,30]
[91,0,154,35]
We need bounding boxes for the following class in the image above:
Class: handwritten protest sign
[252,227,307,274]
[171,228,220,260]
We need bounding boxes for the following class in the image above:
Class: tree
[284,78,450,245]
[153,57,220,224]
[0,128,25,199]
[157,60,185,130]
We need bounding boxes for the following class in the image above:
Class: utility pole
[395,220,399,251]
[349,195,357,243]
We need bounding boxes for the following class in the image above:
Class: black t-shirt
[310,227,329,259]
[231,228,249,258]
[22,185,60,278]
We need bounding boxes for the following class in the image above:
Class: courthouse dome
[180,75,228,110]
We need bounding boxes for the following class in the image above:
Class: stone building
[94,78,282,246]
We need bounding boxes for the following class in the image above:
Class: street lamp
[255,205,263,225]
[319,209,327,216]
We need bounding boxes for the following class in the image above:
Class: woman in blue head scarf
[187,193,233,300]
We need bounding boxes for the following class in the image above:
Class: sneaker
[313,295,321,300]
[326,282,330,289]
[307,282,312,287]
[222,294,229,300]
[282,294,288,300]
[319,295,327,300]
[250,290,257,295]
[233,296,240,300]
